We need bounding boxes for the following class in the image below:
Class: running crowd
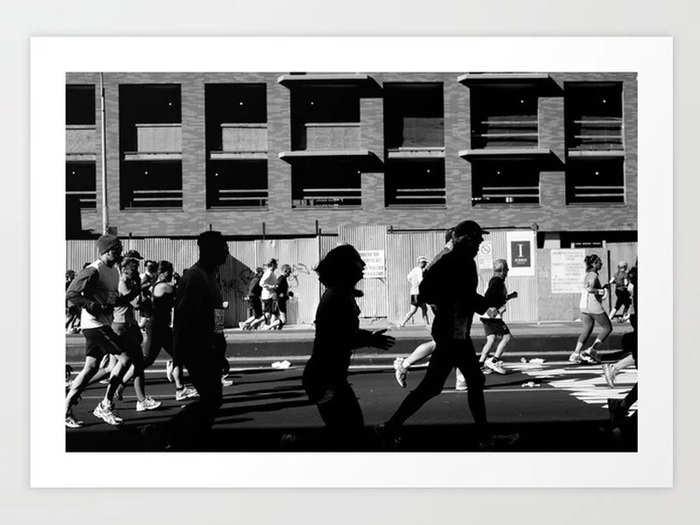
[64,221,638,450]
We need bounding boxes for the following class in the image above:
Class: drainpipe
[99,73,108,234]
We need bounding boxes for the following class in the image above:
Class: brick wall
[66,72,637,238]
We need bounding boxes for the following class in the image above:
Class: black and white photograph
[30,37,672,487]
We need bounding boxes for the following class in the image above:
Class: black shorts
[82,326,125,360]
[480,318,510,337]
[262,298,275,314]
[112,323,144,365]
[410,294,426,308]
[247,296,262,318]
[615,289,632,310]
[276,298,288,315]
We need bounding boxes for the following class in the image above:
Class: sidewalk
[65,320,634,364]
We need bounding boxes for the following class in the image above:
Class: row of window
[66,157,625,211]
[67,82,625,153]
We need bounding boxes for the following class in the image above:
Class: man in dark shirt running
[381,220,493,446]
[167,231,229,450]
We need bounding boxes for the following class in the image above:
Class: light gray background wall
[1,1,696,523]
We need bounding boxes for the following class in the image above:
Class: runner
[393,230,452,388]
[569,254,612,364]
[111,256,161,412]
[64,234,134,427]
[240,267,265,330]
[267,264,293,330]
[260,259,278,328]
[399,256,430,327]
[302,244,395,449]
[381,220,492,447]
[475,259,518,374]
[608,261,632,323]
[142,260,198,401]
[167,231,229,450]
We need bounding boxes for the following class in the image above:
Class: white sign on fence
[551,249,586,294]
[359,250,385,279]
[477,241,494,270]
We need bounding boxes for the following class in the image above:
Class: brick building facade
[65,72,637,246]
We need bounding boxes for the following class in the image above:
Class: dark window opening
[66,85,95,126]
[291,159,361,208]
[384,83,444,149]
[290,87,360,150]
[470,86,538,149]
[385,159,445,207]
[565,82,623,151]
[66,162,96,209]
[566,158,624,204]
[119,84,181,152]
[207,160,268,208]
[472,161,540,205]
[120,161,182,209]
[205,84,267,151]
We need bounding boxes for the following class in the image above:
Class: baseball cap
[96,234,121,255]
[124,249,144,260]
[417,256,429,263]
[453,220,489,238]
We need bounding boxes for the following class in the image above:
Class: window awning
[277,74,375,87]
[209,151,268,161]
[567,150,625,159]
[459,148,553,160]
[386,147,445,159]
[458,73,552,87]
[278,149,372,162]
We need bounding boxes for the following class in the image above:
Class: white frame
[30,36,673,488]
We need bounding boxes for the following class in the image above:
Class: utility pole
[99,72,108,234]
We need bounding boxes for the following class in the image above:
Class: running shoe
[136,396,162,412]
[455,380,468,391]
[221,376,234,387]
[393,357,407,388]
[165,360,174,383]
[602,364,617,388]
[175,386,199,401]
[93,401,123,425]
[568,351,582,364]
[485,357,507,375]
[580,348,602,364]
[65,411,83,429]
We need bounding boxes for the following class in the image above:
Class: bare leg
[420,305,430,325]
[400,305,419,327]
[479,335,497,363]
[492,333,512,360]
[65,356,99,414]
[103,353,131,404]
[403,340,436,369]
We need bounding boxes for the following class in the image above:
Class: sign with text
[551,249,586,294]
[506,231,535,276]
[358,249,385,279]
[477,240,494,270]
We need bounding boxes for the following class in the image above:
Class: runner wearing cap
[382,221,495,447]
[65,234,136,427]
[260,259,278,328]
[399,256,431,327]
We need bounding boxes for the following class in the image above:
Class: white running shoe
[580,348,601,364]
[165,360,174,383]
[455,381,468,391]
[568,351,582,364]
[602,363,617,388]
[485,357,507,375]
[393,357,407,388]
[136,396,162,412]
[93,401,123,425]
[175,386,199,401]
[65,410,83,428]
[221,376,234,387]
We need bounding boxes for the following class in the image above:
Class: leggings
[577,312,613,345]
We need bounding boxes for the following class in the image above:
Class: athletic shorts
[614,289,632,310]
[82,326,125,360]
[276,298,288,315]
[247,296,262,318]
[262,298,275,314]
[480,318,510,337]
[112,322,144,364]
[410,294,426,308]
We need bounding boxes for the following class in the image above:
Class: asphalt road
[65,357,638,452]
